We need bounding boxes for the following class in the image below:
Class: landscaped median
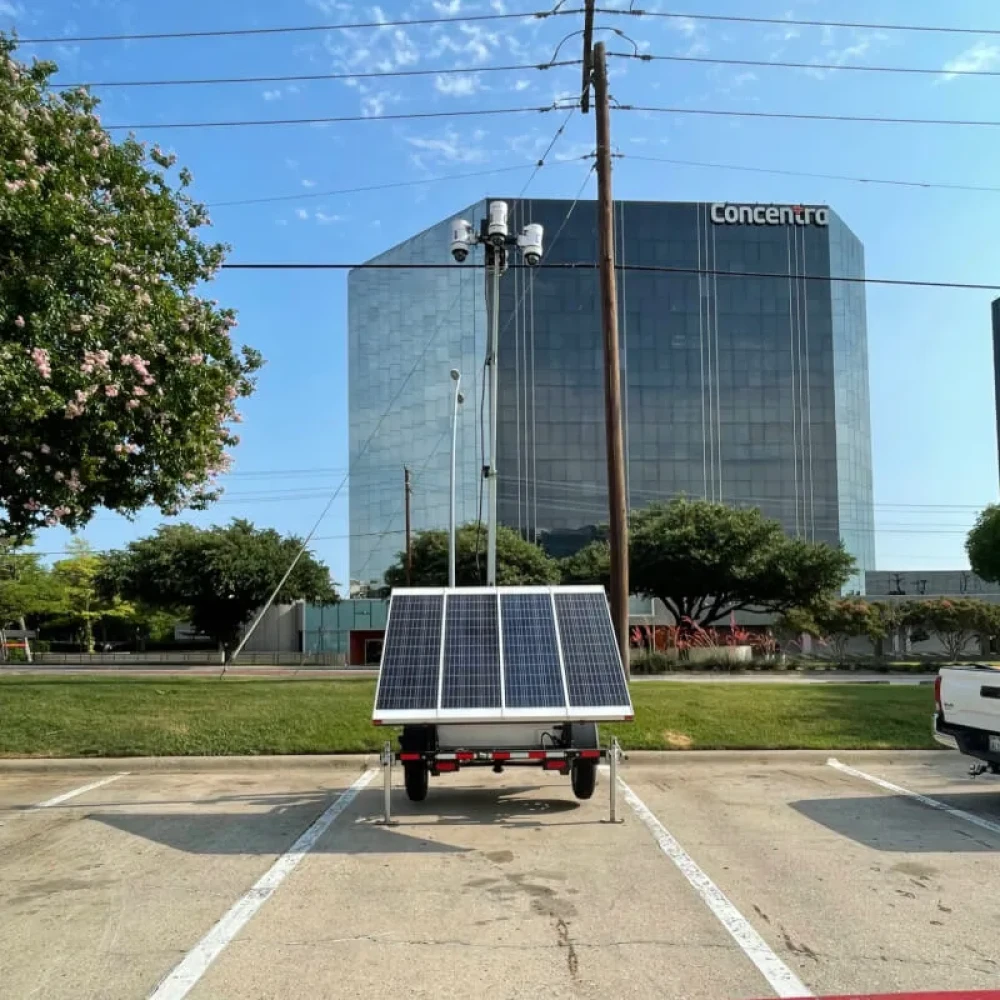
[0,676,939,758]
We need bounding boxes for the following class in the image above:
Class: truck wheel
[404,762,429,802]
[571,760,597,800]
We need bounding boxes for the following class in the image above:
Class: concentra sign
[710,203,829,227]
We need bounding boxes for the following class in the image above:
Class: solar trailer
[372,585,633,803]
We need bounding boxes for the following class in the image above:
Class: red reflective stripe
[492,752,511,761]
[579,750,600,759]
[373,720,383,726]
[624,715,634,722]
[543,759,569,771]
[527,750,546,759]
[399,753,421,761]
[436,761,458,772]
[456,752,474,761]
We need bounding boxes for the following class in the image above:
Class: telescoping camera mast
[449,201,543,587]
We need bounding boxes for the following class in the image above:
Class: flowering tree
[0,36,262,537]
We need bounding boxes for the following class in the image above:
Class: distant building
[865,569,1000,599]
[349,198,875,590]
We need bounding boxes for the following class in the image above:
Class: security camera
[450,368,460,381]
[450,219,474,263]
[517,223,544,266]
[487,201,509,246]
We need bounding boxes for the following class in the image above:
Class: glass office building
[348,199,875,592]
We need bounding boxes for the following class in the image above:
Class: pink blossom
[126,399,140,410]
[224,386,238,401]
[29,347,51,379]
[114,443,126,454]
[64,402,84,419]
[21,450,32,459]
[54,470,65,481]
[23,499,41,512]
[104,385,119,397]
[188,353,204,366]
[40,444,50,455]
[143,375,155,386]
[232,412,244,424]
[132,386,147,397]
[5,179,25,194]
[14,315,25,329]
[14,466,25,476]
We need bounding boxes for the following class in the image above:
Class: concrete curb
[0,748,946,774]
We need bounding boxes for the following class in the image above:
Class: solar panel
[372,586,632,723]
[554,592,631,708]
[441,593,501,709]
[374,594,443,713]
[501,593,566,709]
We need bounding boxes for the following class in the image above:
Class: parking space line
[827,757,1000,839]
[31,773,128,810]
[147,768,377,1000]
[614,772,813,999]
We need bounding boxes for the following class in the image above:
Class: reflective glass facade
[349,199,875,592]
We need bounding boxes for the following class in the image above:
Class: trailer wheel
[404,762,429,802]
[571,760,597,800]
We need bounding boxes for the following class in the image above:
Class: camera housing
[517,223,544,266]
[487,201,509,246]
[450,219,474,263]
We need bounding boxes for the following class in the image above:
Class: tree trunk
[83,617,95,655]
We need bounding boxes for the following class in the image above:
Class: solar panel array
[374,586,632,722]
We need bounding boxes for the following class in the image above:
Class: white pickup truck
[934,665,1000,775]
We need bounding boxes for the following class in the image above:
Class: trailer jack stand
[381,741,396,825]
[607,736,624,824]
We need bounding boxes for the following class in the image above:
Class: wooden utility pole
[404,466,413,586]
[593,41,630,675]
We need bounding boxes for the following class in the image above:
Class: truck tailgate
[940,666,1000,733]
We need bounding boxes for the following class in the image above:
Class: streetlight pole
[450,202,544,587]
[449,368,465,588]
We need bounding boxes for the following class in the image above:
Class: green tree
[0,37,263,538]
[101,520,337,648]
[780,599,886,662]
[560,539,611,589]
[51,538,133,653]
[0,539,61,627]
[384,524,560,588]
[967,505,1000,584]
[630,499,855,627]
[902,598,999,661]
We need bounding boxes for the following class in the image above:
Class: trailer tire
[571,760,597,800]
[404,762,429,802]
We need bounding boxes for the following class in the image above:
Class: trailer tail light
[456,751,474,762]
[527,750,547,760]
[399,753,421,761]
[436,761,458,772]
[492,751,511,761]
[935,674,943,712]
[543,760,569,771]
[579,750,600,759]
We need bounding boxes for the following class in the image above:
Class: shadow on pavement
[391,785,587,829]
[790,793,1000,852]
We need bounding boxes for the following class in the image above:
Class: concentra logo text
[710,203,829,227]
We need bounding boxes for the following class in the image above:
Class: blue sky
[4,0,1000,584]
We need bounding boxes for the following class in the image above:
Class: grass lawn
[0,676,938,757]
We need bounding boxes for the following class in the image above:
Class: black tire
[571,760,597,800]
[404,761,429,802]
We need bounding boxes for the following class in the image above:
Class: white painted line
[827,757,1000,840]
[32,773,127,810]
[148,768,377,1000]
[614,771,813,999]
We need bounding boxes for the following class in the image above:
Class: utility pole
[593,41,630,675]
[404,466,412,586]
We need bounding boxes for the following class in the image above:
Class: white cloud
[315,212,344,224]
[806,28,887,79]
[941,41,1000,81]
[490,0,506,11]
[669,16,697,38]
[285,158,299,170]
[434,73,480,97]
[262,89,282,101]
[295,208,310,220]
[406,129,487,166]
[512,79,531,92]
[0,2,22,17]
[432,0,462,12]
[731,71,757,88]
[302,179,317,188]
[276,218,289,226]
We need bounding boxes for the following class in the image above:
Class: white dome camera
[487,200,509,246]
[517,223,544,266]
[450,219,474,263]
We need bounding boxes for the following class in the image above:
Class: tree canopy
[565,499,855,626]
[967,505,1000,584]
[781,598,887,661]
[901,597,999,660]
[100,519,337,647]
[0,37,262,537]
[384,524,561,588]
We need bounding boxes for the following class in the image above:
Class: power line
[218,259,1000,293]
[613,50,1000,80]
[18,10,575,44]
[520,107,577,197]
[618,104,1000,130]
[55,59,580,90]
[619,153,1000,196]
[105,104,556,132]
[208,161,585,210]
[600,7,1000,39]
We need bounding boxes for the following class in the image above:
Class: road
[1,664,938,684]
[2,750,998,998]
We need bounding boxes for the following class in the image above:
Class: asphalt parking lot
[2,751,999,1000]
